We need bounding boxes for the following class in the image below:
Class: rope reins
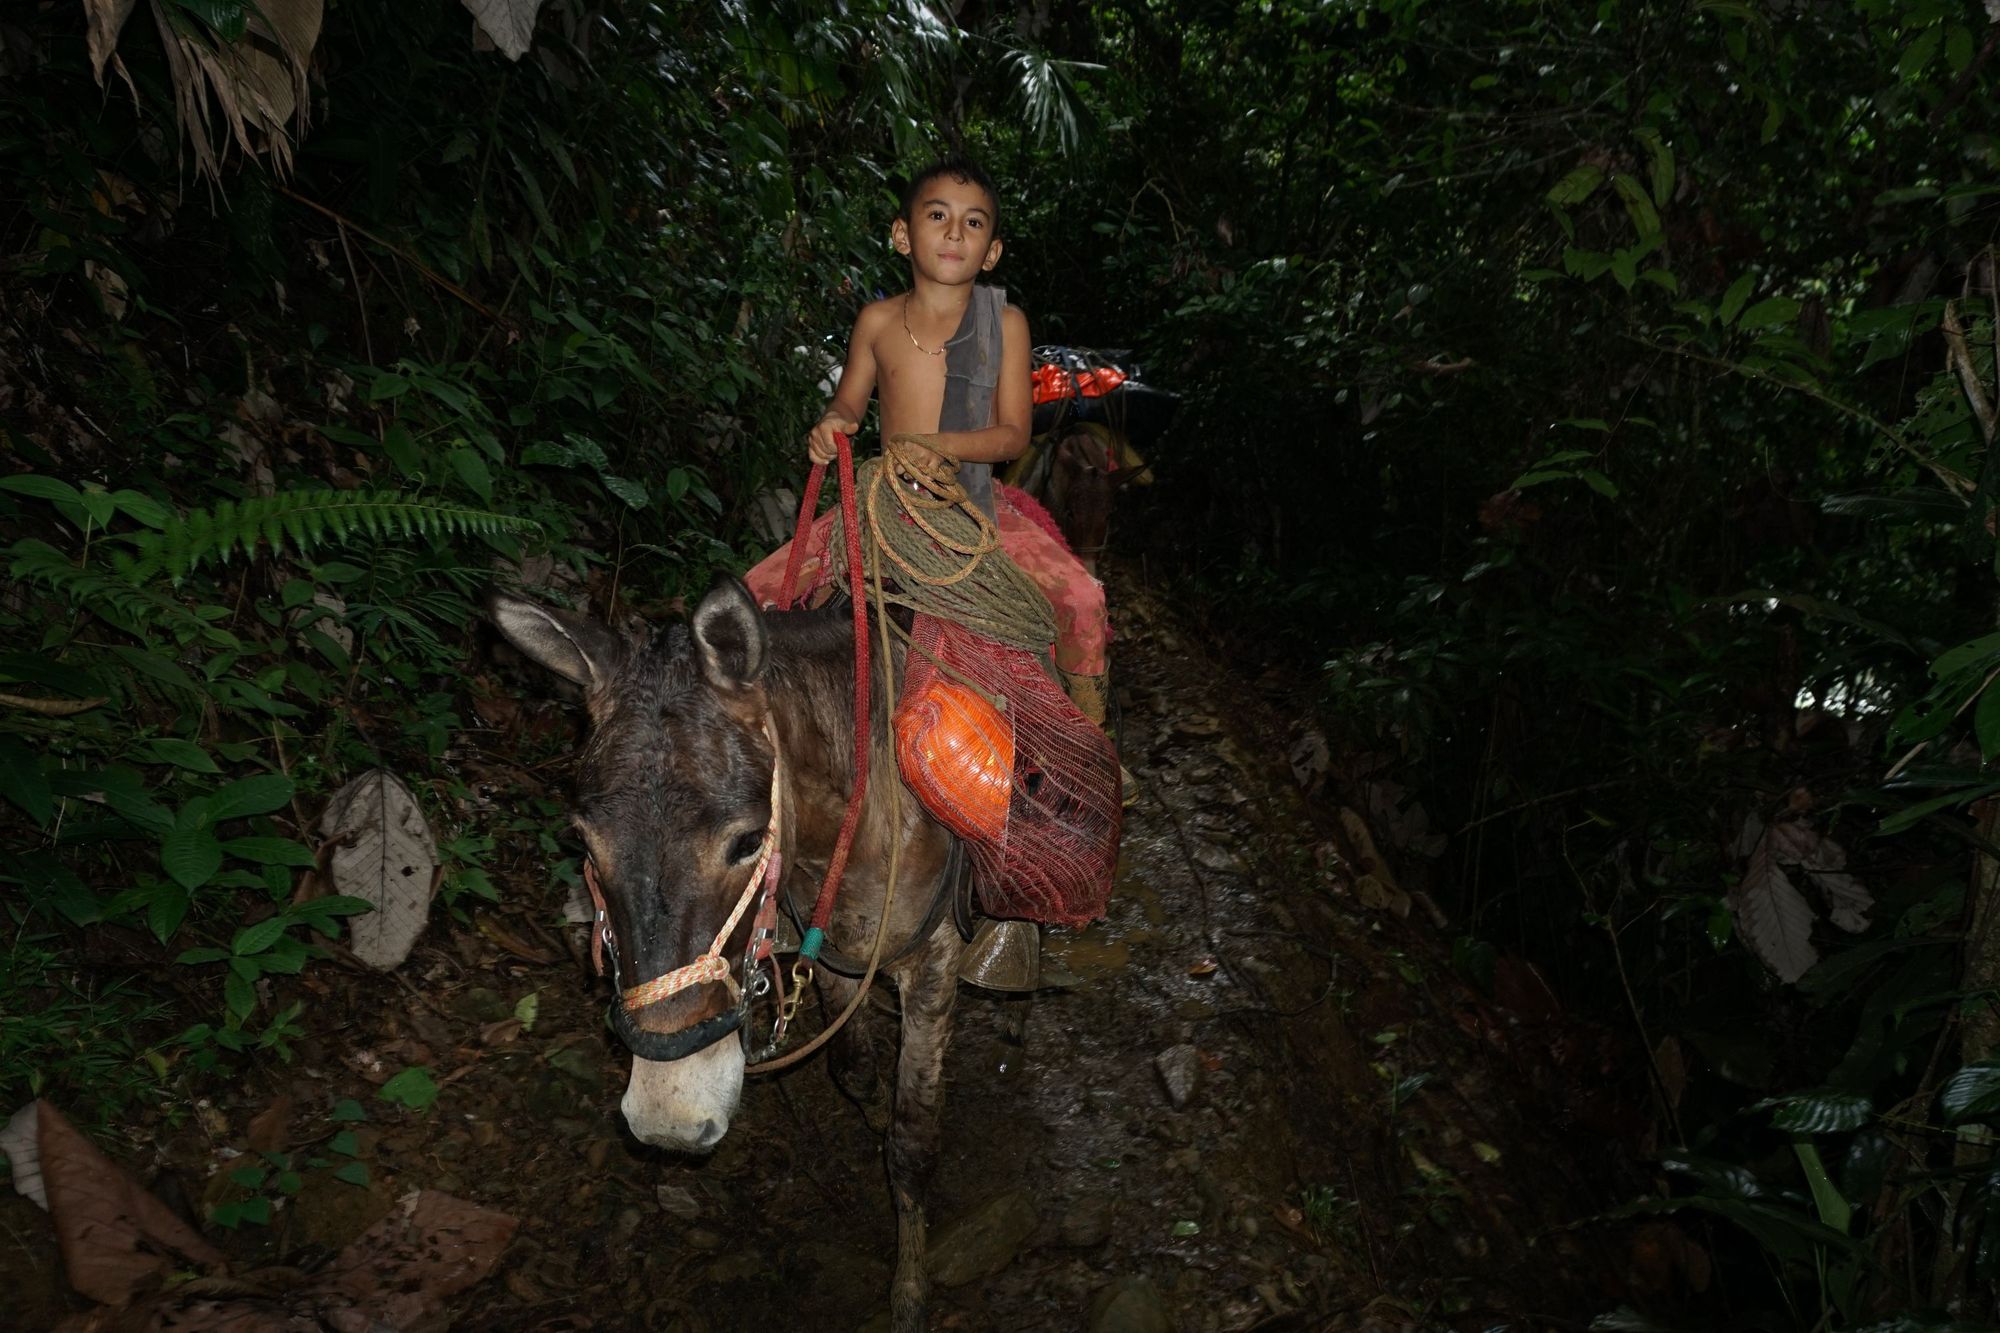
[746,431,904,1075]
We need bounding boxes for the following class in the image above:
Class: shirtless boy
[746,157,1110,724]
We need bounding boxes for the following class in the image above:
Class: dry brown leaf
[318,770,439,969]
[82,0,141,84]
[462,0,550,60]
[0,691,110,715]
[1730,835,1818,984]
[1355,873,1412,919]
[474,912,559,965]
[1765,819,1873,932]
[35,1099,224,1305]
[478,1017,524,1045]
[1287,728,1329,793]
[85,261,129,320]
[308,1189,519,1328]
[133,0,321,182]
[1730,817,1875,983]
[56,1298,314,1332]
[245,1095,292,1155]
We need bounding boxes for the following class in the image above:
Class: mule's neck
[761,604,896,816]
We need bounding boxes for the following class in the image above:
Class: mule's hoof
[959,918,1041,992]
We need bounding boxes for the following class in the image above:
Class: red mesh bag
[898,613,1120,927]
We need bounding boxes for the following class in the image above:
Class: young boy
[744,157,1110,724]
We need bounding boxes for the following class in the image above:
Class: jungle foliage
[6,0,2000,1326]
[995,1,2000,1327]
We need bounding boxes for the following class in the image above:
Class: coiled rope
[824,433,1057,657]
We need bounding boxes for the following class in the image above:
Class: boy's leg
[993,487,1109,722]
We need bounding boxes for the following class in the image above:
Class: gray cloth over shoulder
[939,284,1006,521]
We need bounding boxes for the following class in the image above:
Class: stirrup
[958,918,1041,992]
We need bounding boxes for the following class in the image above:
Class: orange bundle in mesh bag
[894,613,1120,928]
[894,677,1014,844]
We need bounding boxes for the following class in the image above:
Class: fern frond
[132,490,540,581]
[8,540,204,637]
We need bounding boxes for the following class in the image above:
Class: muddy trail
[9,566,1653,1332]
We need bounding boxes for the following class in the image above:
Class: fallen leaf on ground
[308,1188,519,1328]
[474,913,560,965]
[245,1096,293,1155]
[3,1101,47,1206]
[1355,874,1412,918]
[34,1100,225,1304]
[318,770,439,970]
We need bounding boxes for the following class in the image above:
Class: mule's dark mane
[761,600,902,784]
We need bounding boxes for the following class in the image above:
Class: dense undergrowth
[7,0,2000,1327]
[1004,2,2000,1327]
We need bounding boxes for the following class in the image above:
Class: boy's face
[892,174,1002,284]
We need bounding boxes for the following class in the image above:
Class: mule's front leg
[888,925,963,1333]
[820,970,890,1130]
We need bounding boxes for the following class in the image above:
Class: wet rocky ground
[6,564,1656,1331]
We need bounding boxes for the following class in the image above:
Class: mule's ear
[691,576,769,690]
[487,591,623,688]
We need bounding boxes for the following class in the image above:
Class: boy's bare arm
[807,307,884,465]
[928,305,1033,464]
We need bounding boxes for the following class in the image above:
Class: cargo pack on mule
[486,424,1123,1332]
[1006,343,1178,573]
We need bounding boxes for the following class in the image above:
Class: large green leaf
[130,738,221,773]
[378,1066,440,1111]
[165,0,249,41]
[0,475,83,506]
[222,836,316,867]
[1611,172,1661,239]
[1758,1089,1871,1134]
[161,826,224,890]
[1719,273,1754,326]
[232,917,290,957]
[206,774,296,823]
[1545,164,1605,206]
[147,882,191,943]
[0,736,52,826]
[1941,1061,2000,1124]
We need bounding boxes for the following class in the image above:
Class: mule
[488,578,965,1331]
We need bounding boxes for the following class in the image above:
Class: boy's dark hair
[900,156,1002,235]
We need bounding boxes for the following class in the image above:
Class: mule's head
[488,577,777,1153]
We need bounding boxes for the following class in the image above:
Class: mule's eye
[725,831,763,865]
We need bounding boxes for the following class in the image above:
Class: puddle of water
[1043,931,1130,979]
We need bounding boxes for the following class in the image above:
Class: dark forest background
[7,0,2000,1325]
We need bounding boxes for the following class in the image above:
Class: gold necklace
[901,294,948,357]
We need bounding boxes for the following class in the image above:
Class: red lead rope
[777,433,869,953]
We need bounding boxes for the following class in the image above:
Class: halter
[581,741,787,1062]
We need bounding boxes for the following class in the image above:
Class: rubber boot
[958,918,1041,992]
[1061,668,1138,805]
[1060,669,1108,726]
